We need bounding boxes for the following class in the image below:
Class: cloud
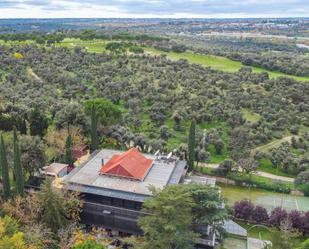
[0,0,308,18]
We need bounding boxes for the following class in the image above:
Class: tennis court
[255,196,299,211]
[220,184,309,212]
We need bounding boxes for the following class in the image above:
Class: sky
[0,0,308,18]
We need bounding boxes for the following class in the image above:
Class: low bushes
[228,173,292,194]
[195,166,294,194]
[233,199,309,235]
[296,184,309,196]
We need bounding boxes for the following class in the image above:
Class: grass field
[145,47,309,82]
[258,157,296,177]
[236,221,306,249]
[2,38,308,82]
[58,38,108,53]
[242,108,261,123]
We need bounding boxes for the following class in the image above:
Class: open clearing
[145,47,309,82]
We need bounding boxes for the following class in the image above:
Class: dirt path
[200,163,219,169]
[200,163,295,182]
[27,67,42,82]
[252,135,298,154]
[253,171,294,182]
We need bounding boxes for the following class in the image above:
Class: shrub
[14,52,24,59]
[233,199,254,220]
[288,210,303,230]
[228,172,292,194]
[72,239,105,249]
[296,238,309,249]
[269,207,287,227]
[297,184,309,197]
[295,170,309,185]
[302,212,309,235]
[216,159,234,176]
[252,205,269,223]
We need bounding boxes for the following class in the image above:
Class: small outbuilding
[41,163,68,178]
[72,145,89,160]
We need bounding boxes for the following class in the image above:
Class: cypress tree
[90,104,98,152]
[20,118,27,135]
[188,120,196,171]
[13,127,24,195]
[39,179,68,233]
[0,134,11,199]
[65,133,74,166]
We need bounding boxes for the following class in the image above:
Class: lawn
[258,157,296,177]
[164,119,229,163]
[58,38,108,53]
[236,221,306,249]
[242,108,261,123]
[144,47,309,82]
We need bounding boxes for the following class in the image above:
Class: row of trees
[0,128,24,199]
[233,199,309,235]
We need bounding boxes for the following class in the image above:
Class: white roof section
[42,163,68,175]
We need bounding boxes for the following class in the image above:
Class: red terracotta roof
[99,148,153,181]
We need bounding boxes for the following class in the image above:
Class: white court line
[295,199,299,210]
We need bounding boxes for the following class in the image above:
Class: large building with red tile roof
[99,148,153,181]
[65,147,217,248]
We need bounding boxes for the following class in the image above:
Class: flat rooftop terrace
[65,149,187,202]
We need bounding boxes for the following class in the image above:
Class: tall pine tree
[90,104,98,152]
[65,133,74,166]
[188,120,196,171]
[13,127,24,195]
[0,134,11,199]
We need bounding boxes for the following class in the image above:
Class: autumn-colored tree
[46,127,86,161]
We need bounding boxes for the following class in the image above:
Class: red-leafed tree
[269,207,287,227]
[302,211,309,235]
[288,210,304,230]
[233,199,254,220]
[252,205,269,223]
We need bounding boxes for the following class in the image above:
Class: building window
[112,198,123,207]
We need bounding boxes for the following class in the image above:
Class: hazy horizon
[0,0,308,19]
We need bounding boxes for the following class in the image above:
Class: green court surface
[220,184,309,211]
[255,196,299,211]
[221,237,247,249]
